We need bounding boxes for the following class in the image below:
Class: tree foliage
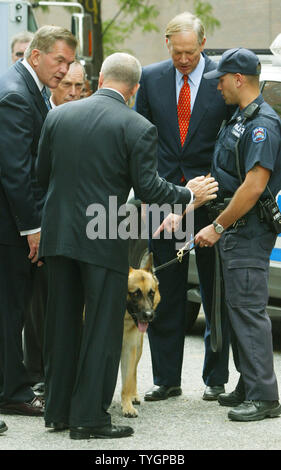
[102,0,160,56]
[40,0,220,90]
[193,0,220,34]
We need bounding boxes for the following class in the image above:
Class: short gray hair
[165,11,205,45]
[25,25,78,58]
[11,31,34,52]
[101,53,142,89]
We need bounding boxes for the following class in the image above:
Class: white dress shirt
[19,59,43,236]
[175,54,205,109]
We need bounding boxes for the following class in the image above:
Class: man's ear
[98,72,104,90]
[234,73,244,88]
[29,48,41,67]
[131,82,140,98]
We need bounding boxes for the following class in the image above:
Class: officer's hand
[186,176,218,208]
[195,224,221,247]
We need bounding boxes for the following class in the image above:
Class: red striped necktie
[177,75,191,147]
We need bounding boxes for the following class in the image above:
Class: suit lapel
[156,62,182,150]
[183,55,217,149]
[15,61,49,119]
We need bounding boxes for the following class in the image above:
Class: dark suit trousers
[148,206,230,387]
[23,264,48,384]
[44,256,128,427]
[0,244,36,404]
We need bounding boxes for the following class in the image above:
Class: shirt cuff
[20,227,41,236]
[188,188,194,205]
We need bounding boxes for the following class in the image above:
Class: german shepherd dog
[121,254,160,417]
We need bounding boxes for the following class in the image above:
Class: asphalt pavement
[1,314,281,454]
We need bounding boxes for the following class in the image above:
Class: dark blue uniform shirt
[212,94,281,202]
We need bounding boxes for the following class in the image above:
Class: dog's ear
[153,287,161,309]
[129,267,134,273]
[143,252,154,272]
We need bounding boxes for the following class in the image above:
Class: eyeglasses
[15,51,24,58]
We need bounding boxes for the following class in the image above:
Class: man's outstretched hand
[186,175,218,208]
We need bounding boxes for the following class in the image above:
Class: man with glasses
[11,31,34,63]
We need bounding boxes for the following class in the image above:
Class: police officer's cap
[204,48,261,79]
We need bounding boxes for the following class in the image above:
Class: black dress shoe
[0,420,8,434]
[228,400,281,422]
[69,424,134,440]
[218,389,245,407]
[144,385,182,401]
[0,397,44,416]
[45,422,69,431]
[202,385,225,401]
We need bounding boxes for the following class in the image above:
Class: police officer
[195,48,281,422]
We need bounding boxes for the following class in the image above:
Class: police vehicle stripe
[270,194,281,262]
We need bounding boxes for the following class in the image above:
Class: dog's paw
[132,396,141,405]
[122,403,139,418]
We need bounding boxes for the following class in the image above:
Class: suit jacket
[0,60,48,245]
[135,53,233,184]
[37,88,193,274]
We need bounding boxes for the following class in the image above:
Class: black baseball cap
[204,48,261,79]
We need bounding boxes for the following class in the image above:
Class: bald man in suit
[36,52,218,439]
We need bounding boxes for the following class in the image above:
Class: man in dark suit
[0,25,77,416]
[135,11,233,402]
[36,52,218,439]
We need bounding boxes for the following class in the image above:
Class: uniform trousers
[44,256,127,427]
[148,206,230,387]
[219,214,279,400]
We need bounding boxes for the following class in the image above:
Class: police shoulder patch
[252,127,267,143]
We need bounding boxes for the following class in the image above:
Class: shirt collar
[21,58,44,92]
[175,53,205,86]
[102,87,126,102]
[50,96,57,108]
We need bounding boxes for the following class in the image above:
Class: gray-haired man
[11,31,34,63]
[0,25,77,416]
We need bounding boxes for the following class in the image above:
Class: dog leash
[210,244,223,353]
[153,238,196,274]
[152,237,223,353]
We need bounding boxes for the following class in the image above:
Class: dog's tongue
[138,322,148,333]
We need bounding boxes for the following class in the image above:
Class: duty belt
[206,198,262,229]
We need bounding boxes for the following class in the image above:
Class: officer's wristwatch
[212,220,225,234]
